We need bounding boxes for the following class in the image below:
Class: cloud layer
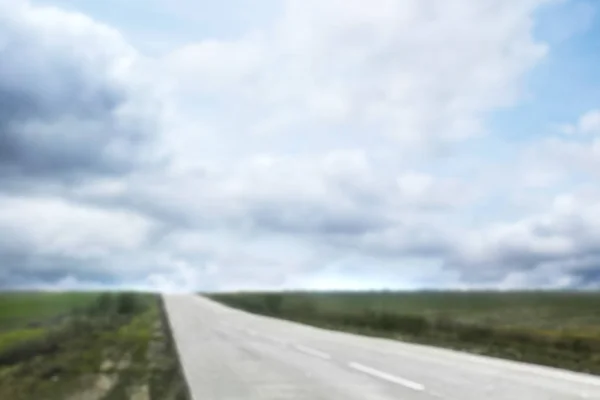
[1,0,599,292]
[0,0,163,182]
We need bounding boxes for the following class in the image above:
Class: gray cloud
[443,195,600,288]
[0,252,116,290]
[0,1,162,183]
[247,204,388,236]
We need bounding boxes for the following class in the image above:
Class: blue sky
[1,0,600,292]
[491,0,599,141]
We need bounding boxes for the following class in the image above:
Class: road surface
[164,294,600,400]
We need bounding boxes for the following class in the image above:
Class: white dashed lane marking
[237,327,429,394]
[292,344,332,360]
[348,362,425,392]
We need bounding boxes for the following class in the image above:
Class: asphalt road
[164,294,600,400]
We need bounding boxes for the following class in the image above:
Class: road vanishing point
[164,294,600,400]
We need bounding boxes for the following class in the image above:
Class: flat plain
[208,290,600,375]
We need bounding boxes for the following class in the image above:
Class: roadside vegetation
[208,290,600,375]
[0,291,188,400]
[0,292,100,329]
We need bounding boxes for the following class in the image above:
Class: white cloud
[5,0,600,291]
[579,110,600,134]
[397,171,433,197]
[523,109,600,182]
[161,0,550,168]
[562,109,600,135]
[0,195,154,258]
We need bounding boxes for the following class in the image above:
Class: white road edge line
[396,344,600,388]
[348,362,425,392]
[293,344,332,360]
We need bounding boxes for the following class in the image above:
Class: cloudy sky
[1,0,600,292]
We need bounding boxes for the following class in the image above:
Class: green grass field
[208,290,600,375]
[0,292,100,329]
[268,290,600,331]
[0,292,188,400]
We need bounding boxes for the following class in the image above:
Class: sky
[1,0,600,292]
